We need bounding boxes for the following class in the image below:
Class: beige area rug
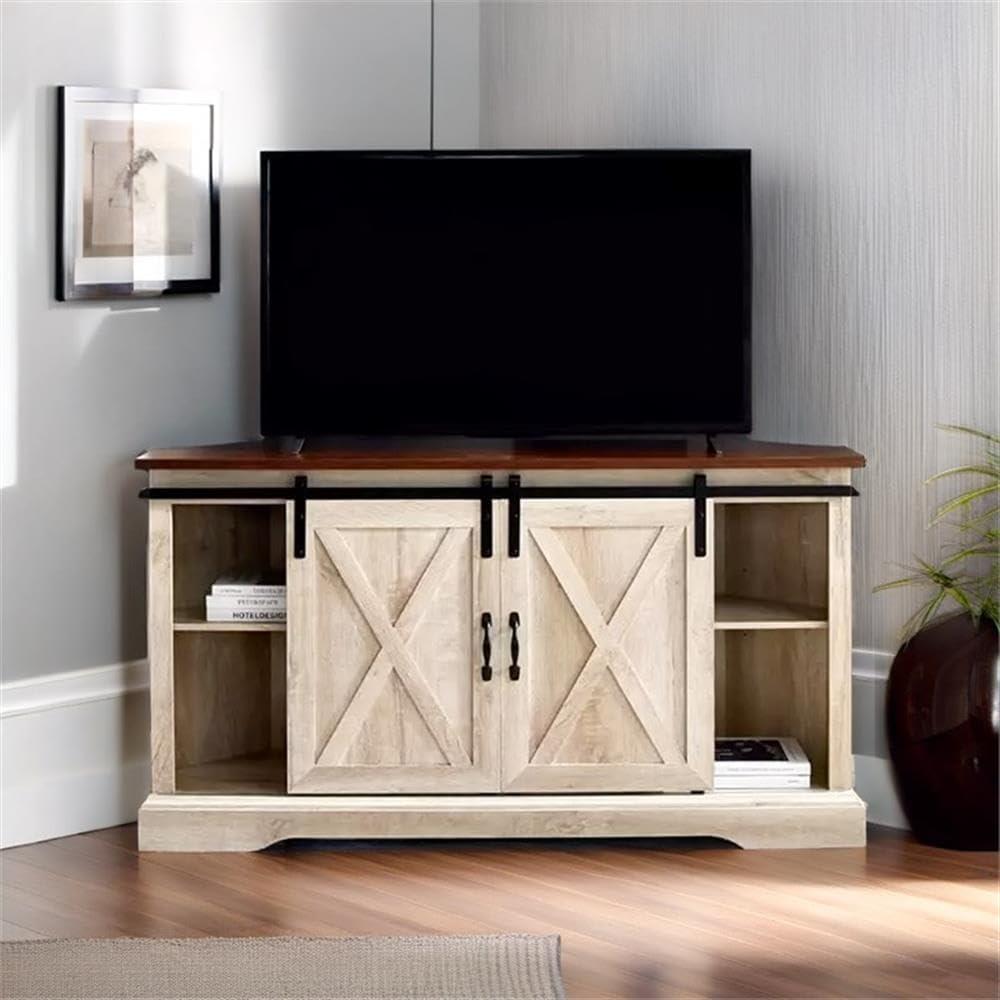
[0,935,565,1000]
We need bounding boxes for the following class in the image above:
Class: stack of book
[714,736,811,789]
[205,572,286,623]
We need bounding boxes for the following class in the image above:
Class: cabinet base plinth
[138,789,866,852]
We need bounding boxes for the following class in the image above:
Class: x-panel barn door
[501,500,714,793]
[287,501,500,793]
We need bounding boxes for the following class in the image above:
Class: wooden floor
[1,825,996,999]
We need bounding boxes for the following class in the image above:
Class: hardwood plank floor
[1,825,996,998]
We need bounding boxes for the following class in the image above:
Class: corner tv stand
[135,437,866,851]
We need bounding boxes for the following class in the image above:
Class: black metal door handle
[480,612,493,681]
[509,611,521,681]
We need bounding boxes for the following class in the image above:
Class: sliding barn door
[287,501,500,793]
[501,500,714,793]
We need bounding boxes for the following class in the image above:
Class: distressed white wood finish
[147,502,175,794]
[147,501,289,795]
[175,751,286,796]
[173,633,273,772]
[137,788,867,852]
[149,467,854,490]
[715,502,828,612]
[718,629,831,787]
[476,0,998,653]
[142,460,862,849]
[827,496,854,790]
[170,504,284,623]
[501,500,714,792]
[714,595,826,630]
[286,501,500,793]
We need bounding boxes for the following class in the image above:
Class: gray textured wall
[0,1,430,682]
[475,0,998,653]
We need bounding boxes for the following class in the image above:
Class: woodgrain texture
[718,630,831,787]
[147,502,175,795]
[716,502,829,611]
[171,504,283,616]
[150,469,857,494]
[173,633,273,770]
[501,500,714,793]
[714,595,826,630]
[3,825,996,999]
[826,496,854,790]
[175,751,286,796]
[147,483,856,848]
[135,438,864,471]
[136,789,865,852]
[476,0,998,652]
[161,504,288,794]
[287,501,500,794]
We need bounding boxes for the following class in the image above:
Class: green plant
[876,425,999,639]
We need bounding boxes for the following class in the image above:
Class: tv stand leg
[273,436,305,455]
[705,433,722,457]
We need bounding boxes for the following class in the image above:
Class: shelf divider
[714,595,827,631]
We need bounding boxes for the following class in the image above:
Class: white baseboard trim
[852,646,894,683]
[854,754,908,829]
[1,659,149,718]
[2,757,152,849]
[0,650,907,848]
[1,660,151,849]
[850,647,907,829]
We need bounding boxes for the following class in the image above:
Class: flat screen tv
[260,149,751,438]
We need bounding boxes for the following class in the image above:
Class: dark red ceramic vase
[886,614,999,850]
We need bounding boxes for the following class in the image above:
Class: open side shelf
[175,750,287,795]
[173,630,288,794]
[714,501,829,612]
[713,500,835,789]
[715,595,827,630]
[171,502,286,624]
[714,629,831,787]
[170,503,288,795]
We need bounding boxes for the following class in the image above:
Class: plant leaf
[941,545,1000,565]
[960,504,1000,527]
[874,576,929,592]
[931,484,1000,524]
[878,424,998,637]
[899,590,947,641]
[936,424,1000,446]
[926,465,999,484]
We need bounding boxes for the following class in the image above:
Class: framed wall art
[56,86,220,300]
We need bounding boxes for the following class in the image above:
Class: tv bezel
[260,148,752,439]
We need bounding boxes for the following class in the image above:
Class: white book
[714,773,812,790]
[211,572,286,597]
[206,594,286,610]
[715,737,811,778]
[212,584,287,597]
[205,607,287,623]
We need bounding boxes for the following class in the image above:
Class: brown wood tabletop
[135,436,866,471]
[2,825,995,999]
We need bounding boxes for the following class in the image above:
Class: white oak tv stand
[135,437,866,851]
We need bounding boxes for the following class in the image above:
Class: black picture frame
[56,86,220,301]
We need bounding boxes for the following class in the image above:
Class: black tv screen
[261,150,751,438]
